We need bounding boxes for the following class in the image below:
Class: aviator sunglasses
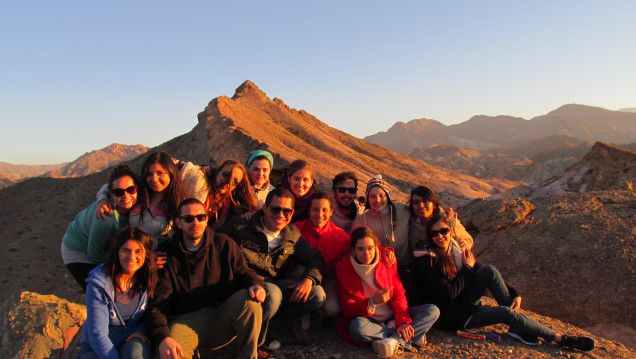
[179,214,208,223]
[268,206,294,216]
[335,186,357,194]
[430,227,451,237]
[111,185,137,197]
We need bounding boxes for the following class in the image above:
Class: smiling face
[111,175,137,214]
[309,198,333,229]
[353,236,377,265]
[146,163,171,193]
[248,159,271,189]
[411,194,435,220]
[333,179,357,209]
[216,164,244,194]
[118,239,145,276]
[263,196,294,232]
[367,187,388,213]
[430,221,452,252]
[289,168,313,197]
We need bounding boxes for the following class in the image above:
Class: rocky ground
[2,293,633,359]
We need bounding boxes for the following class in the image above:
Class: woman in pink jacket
[335,227,439,358]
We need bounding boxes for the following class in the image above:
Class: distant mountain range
[0,143,148,189]
[365,104,636,182]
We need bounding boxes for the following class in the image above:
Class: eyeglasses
[430,227,451,237]
[111,186,137,197]
[268,206,294,217]
[335,186,357,194]
[179,214,208,223]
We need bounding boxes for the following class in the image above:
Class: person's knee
[348,317,369,340]
[262,283,283,318]
[321,296,340,317]
[481,265,499,279]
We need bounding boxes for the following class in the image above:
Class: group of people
[61,150,595,359]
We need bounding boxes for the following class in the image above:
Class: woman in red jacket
[335,227,439,358]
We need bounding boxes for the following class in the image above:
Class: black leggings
[66,262,99,291]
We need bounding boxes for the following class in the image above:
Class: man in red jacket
[294,191,351,317]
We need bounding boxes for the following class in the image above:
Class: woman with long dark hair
[408,185,473,253]
[78,227,158,359]
[61,164,141,289]
[412,215,595,352]
[129,152,188,248]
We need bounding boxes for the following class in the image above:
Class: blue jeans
[260,280,326,345]
[78,338,151,359]
[462,265,514,306]
[349,304,440,349]
[465,306,557,341]
[462,265,557,341]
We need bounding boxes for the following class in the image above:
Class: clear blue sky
[2,1,635,164]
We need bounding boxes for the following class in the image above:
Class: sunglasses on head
[269,206,293,216]
[111,185,137,197]
[335,186,357,194]
[430,227,451,237]
[179,214,208,223]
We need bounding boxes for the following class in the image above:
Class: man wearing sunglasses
[330,172,362,233]
[147,198,265,359]
[220,187,325,348]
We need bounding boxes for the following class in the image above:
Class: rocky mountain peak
[231,79,269,101]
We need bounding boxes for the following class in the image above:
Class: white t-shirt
[261,218,283,253]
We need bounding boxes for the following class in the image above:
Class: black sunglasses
[430,227,451,237]
[111,185,137,197]
[179,214,208,223]
[269,206,293,216]
[335,186,357,194]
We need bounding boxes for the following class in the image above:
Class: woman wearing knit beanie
[351,175,416,298]
[246,150,276,209]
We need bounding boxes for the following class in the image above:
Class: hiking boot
[508,331,540,345]
[412,334,427,347]
[559,334,595,352]
[371,337,400,358]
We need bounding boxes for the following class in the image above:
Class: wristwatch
[368,297,376,312]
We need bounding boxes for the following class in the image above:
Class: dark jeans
[260,280,325,345]
[66,262,99,291]
[463,265,557,341]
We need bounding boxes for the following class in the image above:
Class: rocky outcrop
[458,190,636,346]
[494,142,636,198]
[0,292,85,359]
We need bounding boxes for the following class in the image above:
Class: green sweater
[62,201,129,263]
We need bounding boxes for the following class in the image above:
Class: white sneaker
[413,334,427,347]
[372,337,399,358]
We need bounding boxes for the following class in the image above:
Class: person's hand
[159,337,183,359]
[249,285,266,303]
[510,296,522,312]
[155,251,167,269]
[126,331,149,344]
[456,237,469,250]
[382,247,396,267]
[463,249,476,268]
[95,199,113,220]
[396,323,414,342]
[288,278,312,303]
[371,287,393,305]
[446,208,458,219]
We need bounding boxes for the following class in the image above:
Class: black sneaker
[508,331,540,345]
[559,334,595,351]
